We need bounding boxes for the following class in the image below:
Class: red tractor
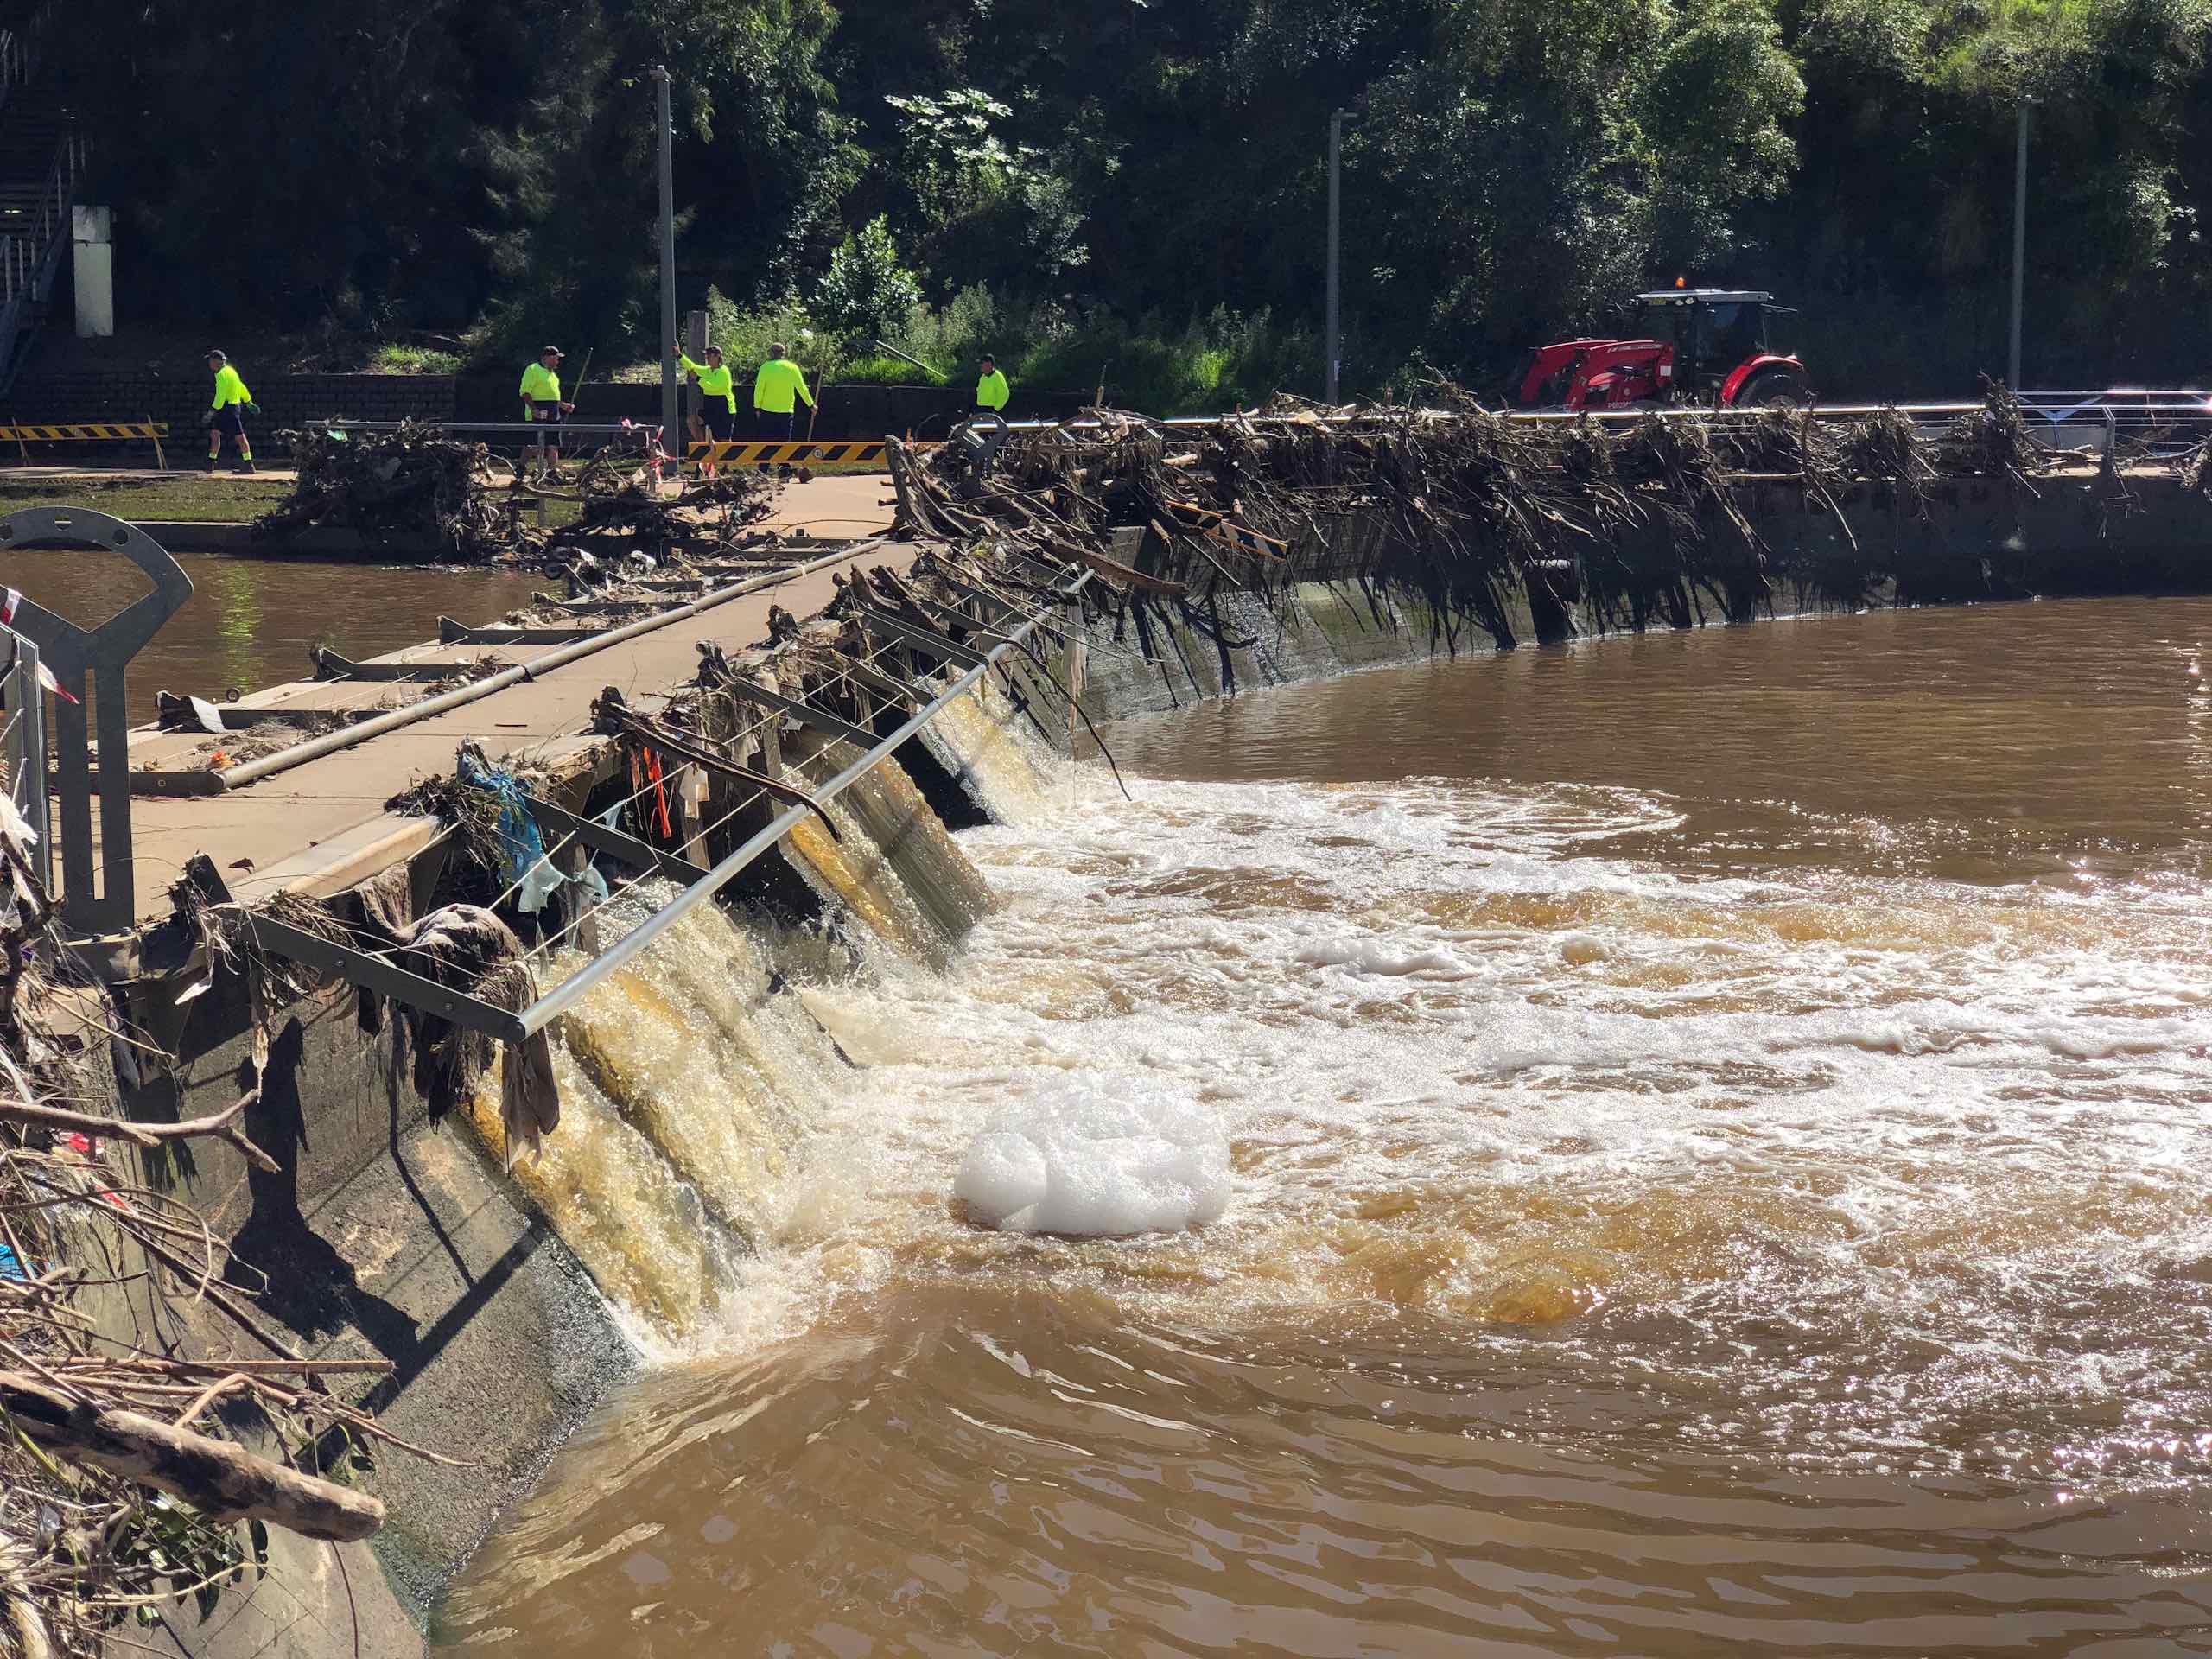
[1508,289,1813,413]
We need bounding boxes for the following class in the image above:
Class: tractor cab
[1510,289,1812,412]
[1632,289,1796,402]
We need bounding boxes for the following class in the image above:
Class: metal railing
[0,5,54,123]
[248,569,1086,1046]
[0,127,84,395]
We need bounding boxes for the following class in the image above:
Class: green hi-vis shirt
[976,369,1010,410]
[210,365,250,409]
[679,353,736,412]
[518,362,563,404]
[753,358,814,414]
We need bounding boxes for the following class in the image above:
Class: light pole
[1325,109,1357,404]
[2007,103,2029,390]
[654,66,678,448]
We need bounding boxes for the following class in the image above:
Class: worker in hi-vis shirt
[752,345,815,441]
[205,351,255,474]
[519,346,575,479]
[677,340,738,475]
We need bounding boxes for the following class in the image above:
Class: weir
[15,393,2212,1651]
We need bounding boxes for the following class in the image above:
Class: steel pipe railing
[515,570,1090,1038]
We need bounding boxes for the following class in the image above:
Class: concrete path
[114,537,912,922]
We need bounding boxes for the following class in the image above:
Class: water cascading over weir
[459,685,1052,1344]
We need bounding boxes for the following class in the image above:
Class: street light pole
[1325,109,1356,404]
[654,66,678,448]
[2009,102,2028,391]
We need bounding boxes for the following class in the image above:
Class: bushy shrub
[814,218,925,341]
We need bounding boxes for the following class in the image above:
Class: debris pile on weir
[885,382,2185,649]
[255,421,783,565]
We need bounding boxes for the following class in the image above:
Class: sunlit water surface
[435,597,2212,1656]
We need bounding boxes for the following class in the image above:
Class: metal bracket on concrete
[849,602,990,671]
[513,569,1092,1039]
[711,675,878,748]
[310,647,470,683]
[439,617,595,647]
[835,652,927,709]
[0,508,191,933]
[245,912,528,1046]
[521,797,710,887]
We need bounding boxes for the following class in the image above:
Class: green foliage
[54,0,2212,399]
[815,217,926,340]
[700,288,837,374]
[370,342,467,374]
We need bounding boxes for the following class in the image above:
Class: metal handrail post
[3,632,48,891]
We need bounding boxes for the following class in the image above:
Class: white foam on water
[955,1077,1230,1236]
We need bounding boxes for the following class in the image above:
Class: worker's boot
[203,456,219,474]
[233,459,257,475]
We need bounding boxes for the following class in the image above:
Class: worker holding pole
[752,344,814,443]
[976,355,1011,419]
[519,346,575,480]
[674,339,736,477]
[204,351,255,474]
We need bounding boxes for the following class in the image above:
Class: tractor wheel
[1735,369,1813,410]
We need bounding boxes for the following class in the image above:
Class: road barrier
[681,439,939,468]
[0,419,168,466]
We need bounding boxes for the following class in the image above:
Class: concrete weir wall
[116,924,633,1653]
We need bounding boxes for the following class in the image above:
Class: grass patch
[367,341,465,374]
[0,474,293,523]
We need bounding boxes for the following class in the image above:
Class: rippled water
[435,597,2212,1656]
[0,550,539,721]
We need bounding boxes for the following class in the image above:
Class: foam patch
[956,1078,1231,1236]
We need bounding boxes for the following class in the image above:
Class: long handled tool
[804,372,824,443]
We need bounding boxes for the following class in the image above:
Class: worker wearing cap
[519,346,575,480]
[752,344,814,442]
[976,355,1010,417]
[204,351,255,474]
[676,340,737,476]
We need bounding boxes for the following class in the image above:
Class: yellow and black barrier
[682,438,941,470]
[0,421,171,467]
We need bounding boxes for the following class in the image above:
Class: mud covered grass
[0,474,293,523]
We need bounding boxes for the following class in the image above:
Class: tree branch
[0,1371,385,1542]
[0,1088,277,1174]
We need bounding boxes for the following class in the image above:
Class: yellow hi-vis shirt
[518,362,562,409]
[679,353,736,412]
[753,358,814,414]
[210,365,250,409]
[976,369,1010,410]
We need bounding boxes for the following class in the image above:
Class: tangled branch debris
[255,420,533,560]
[887,383,2069,646]
[0,807,440,1654]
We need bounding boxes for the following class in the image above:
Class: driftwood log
[0,1372,385,1542]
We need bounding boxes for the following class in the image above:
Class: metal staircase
[0,7,79,397]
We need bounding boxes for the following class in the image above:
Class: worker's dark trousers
[755,410,797,441]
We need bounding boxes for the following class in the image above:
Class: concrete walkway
[114,536,911,922]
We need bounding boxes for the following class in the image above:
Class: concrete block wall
[5,370,1102,456]
[5,370,454,450]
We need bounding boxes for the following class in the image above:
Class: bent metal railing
[246,573,1087,1046]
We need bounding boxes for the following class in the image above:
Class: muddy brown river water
[0,550,540,721]
[419,595,2212,1656]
